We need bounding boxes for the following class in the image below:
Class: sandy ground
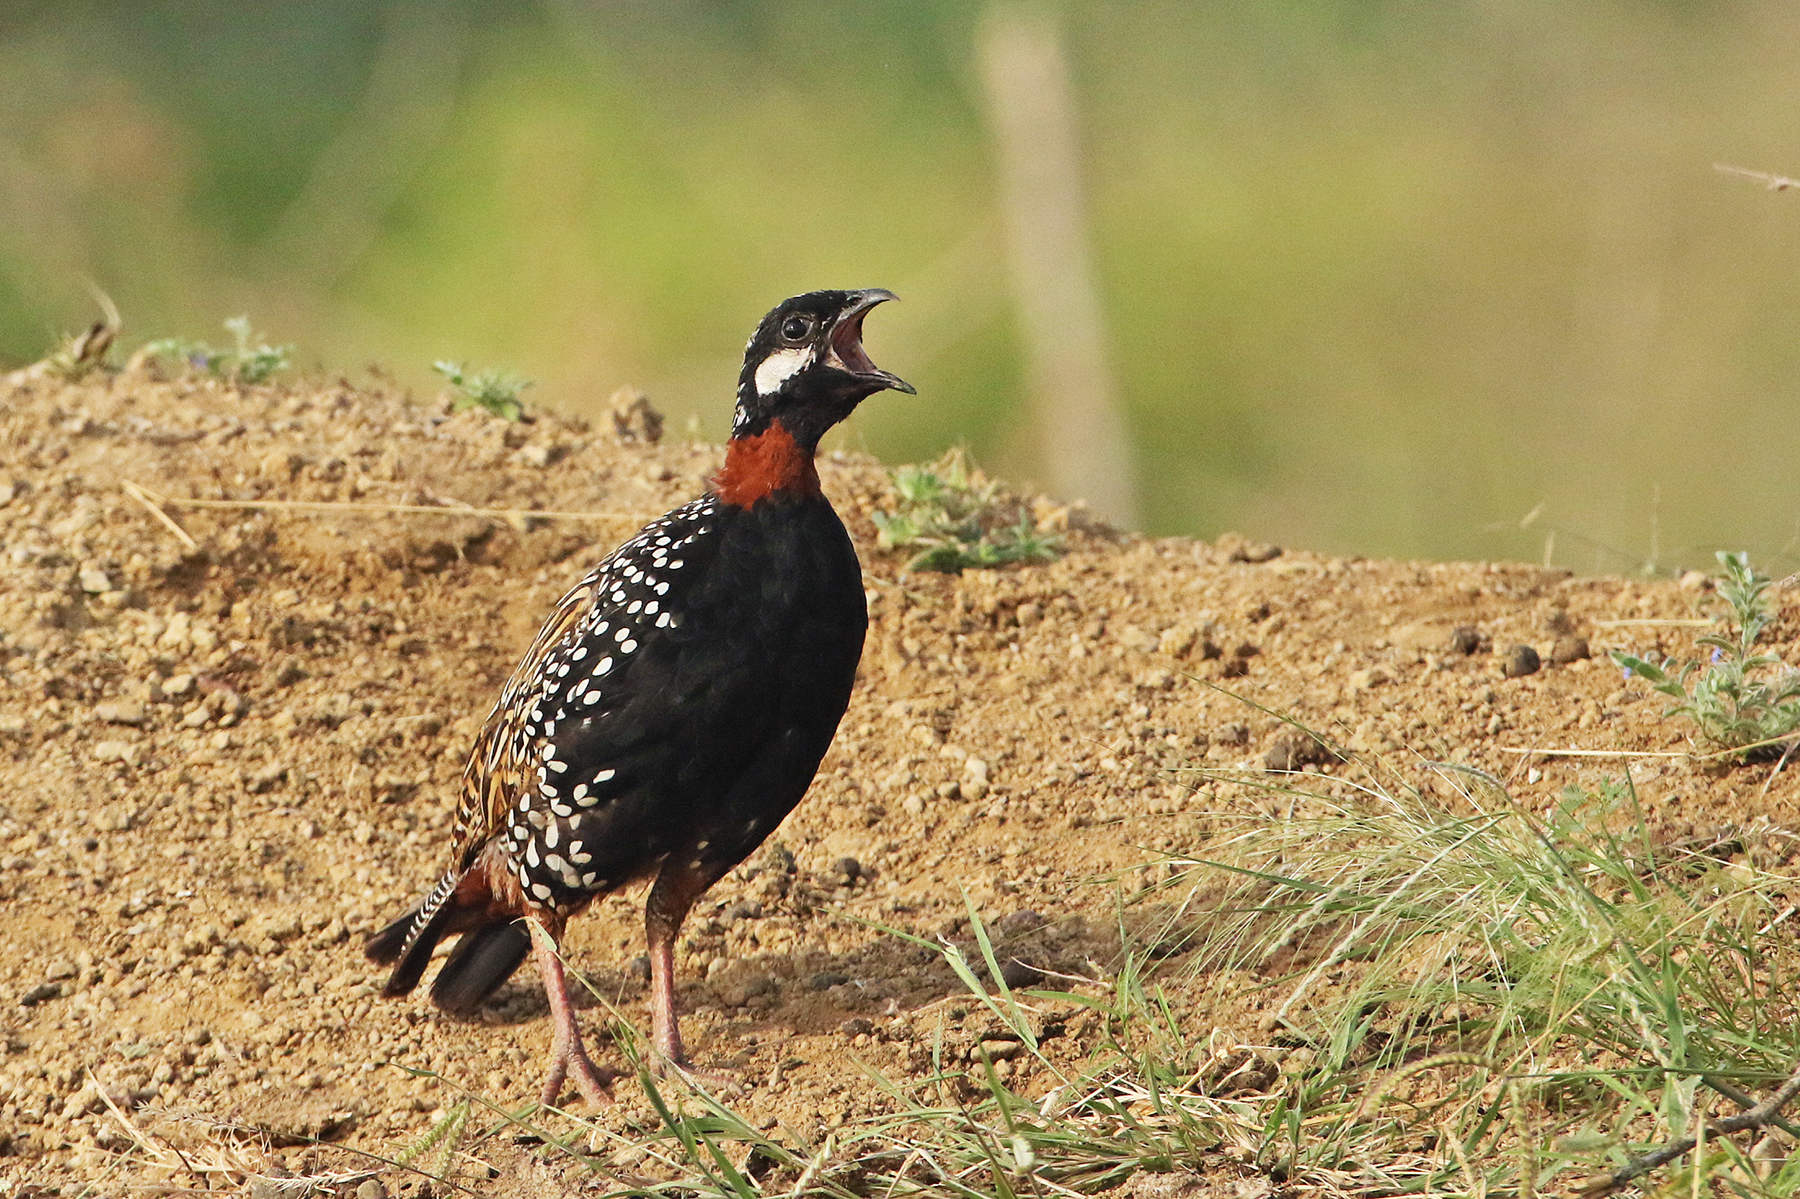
[2,366,1797,1195]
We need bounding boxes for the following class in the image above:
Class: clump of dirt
[1,367,1797,1192]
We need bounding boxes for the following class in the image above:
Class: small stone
[1348,666,1388,691]
[977,1038,1024,1061]
[20,981,62,1005]
[94,700,145,726]
[1449,626,1482,655]
[45,959,78,981]
[936,781,960,800]
[963,757,990,785]
[1264,733,1335,773]
[901,794,925,817]
[91,740,138,765]
[1158,624,1197,657]
[1550,635,1590,665]
[832,856,863,884]
[78,567,111,594]
[1014,602,1042,627]
[809,971,849,991]
[162,673,195,698]
[1501,645,1542,679]
[356,1178,387,1199]
[996,958,1043,989]
[838,1017,874,1038]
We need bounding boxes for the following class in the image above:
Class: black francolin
[366,289,912,1104]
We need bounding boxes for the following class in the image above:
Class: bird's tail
[364,867,531,1015]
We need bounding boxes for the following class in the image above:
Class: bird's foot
[540,1043,621,1108]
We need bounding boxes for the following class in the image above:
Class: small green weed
[1611,551,1800,759]
[872,448,1062,573]
[140,315,292,384]
[433,360,531,421]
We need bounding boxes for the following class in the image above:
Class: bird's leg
[644,862,727,1074]
[527,917,618,1107]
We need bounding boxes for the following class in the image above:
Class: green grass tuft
[433,359,531,421]
[140,315,292,384]
[872,448,1062,574]
[1612,551,1800,760]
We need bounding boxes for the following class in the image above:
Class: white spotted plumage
[451,493,722,906]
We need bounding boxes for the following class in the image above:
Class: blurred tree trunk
[977,3,1138,529]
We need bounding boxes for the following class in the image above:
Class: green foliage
[872,448,1062,573]
[140,315,292,384]
[433,359,531,422]
[1611,551,1800,759]
[1174,768,1800,1197]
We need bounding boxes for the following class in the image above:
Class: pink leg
[644,863,722,1072]
[527,918,617,1106]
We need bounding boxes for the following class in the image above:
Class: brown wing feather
[450,580,596,868]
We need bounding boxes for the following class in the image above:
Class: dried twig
[1581,1060,1800,1195]
[1716,162,1800,192]
[122,480,644,526]
[120,480,198,550]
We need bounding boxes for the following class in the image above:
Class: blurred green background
[5,0,1800,571]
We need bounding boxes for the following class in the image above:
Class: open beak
[827,289,916,395]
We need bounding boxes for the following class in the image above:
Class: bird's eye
[780,316,812,342]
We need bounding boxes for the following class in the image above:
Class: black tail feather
[365,905,421,967]
[430,920,532,1018]
[366,869,465,999]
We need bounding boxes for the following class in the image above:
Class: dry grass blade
[120,479,199,549]
[121,479,644,525]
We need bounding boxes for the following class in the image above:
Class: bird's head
[732,289,914,448]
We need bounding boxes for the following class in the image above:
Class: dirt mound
[1,367,1796,1192]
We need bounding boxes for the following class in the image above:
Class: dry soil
[1,366,1797,1195]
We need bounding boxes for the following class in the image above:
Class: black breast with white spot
[497,494,721,907]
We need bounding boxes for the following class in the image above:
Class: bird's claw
[541,1045,620,1107]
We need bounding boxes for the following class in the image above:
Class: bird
[366,289,913,1105]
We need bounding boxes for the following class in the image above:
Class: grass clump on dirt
[872,448,1062,573]
[479,758,1800,1199]
[433,359,532,421]
[139,314,292,384]
[1612,552,1800,760]
[1168,766,1800,1198]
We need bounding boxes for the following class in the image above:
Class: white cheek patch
[754,346,812,397]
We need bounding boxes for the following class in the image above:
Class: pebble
[995,958,1043,989]
[838,1017,874,1038]
[1449,625,1483,655]
[1501,644,1542,678]
[162,673,195,698]
[809,971,849,991]
[94,700,145,726]
[1550,635,1590,665]
[832,856,863,884]
[355,1180,387,1199]
[1264,733,1334,772]
[77,567,111,594]
[91,740,138,765]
